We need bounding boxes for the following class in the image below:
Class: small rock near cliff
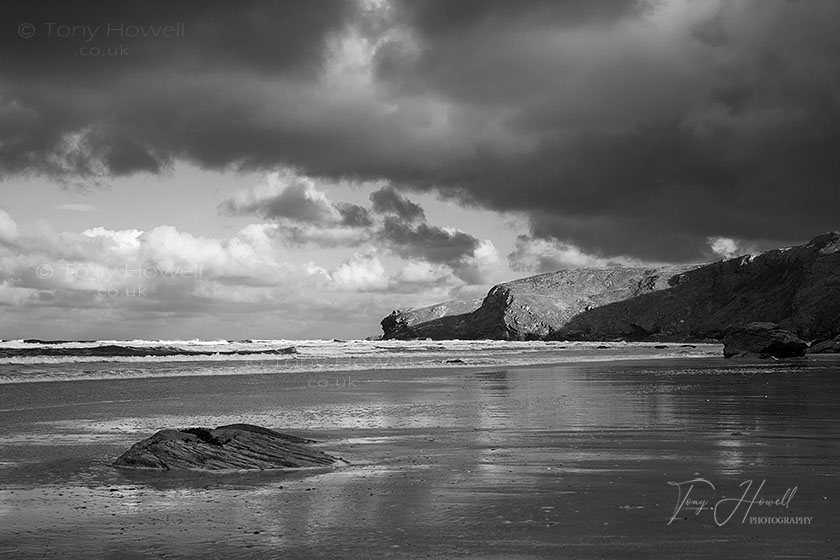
[806,334,840,354]
[722,322,808,359]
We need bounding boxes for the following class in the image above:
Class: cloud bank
[219,171,499,284]
[3,0,840,263]
[0,169,502,336]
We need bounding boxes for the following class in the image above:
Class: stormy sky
[2,0,840,339]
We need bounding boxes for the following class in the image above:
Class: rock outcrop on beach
[381,298,484,340]
[721,322,808,359]
[113,424,346,471]
[381,232,840,342]
[807,334,840,354]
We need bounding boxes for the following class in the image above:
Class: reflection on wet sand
[0,358,838,558]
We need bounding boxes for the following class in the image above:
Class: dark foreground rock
[113,424,347,471]
[381,232,840,342]
[722,323,808,359]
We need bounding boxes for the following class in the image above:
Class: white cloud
[0,207,19,244]
[452,239,501,284]
[82,227,142,253]
[509,235,645,273]
[396,260,451,284]
[329,253,388,291]
[708,236,753,259]
[470,239,500,267]
[139,226,229,271]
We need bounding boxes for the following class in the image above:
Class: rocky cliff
[380,298,485,340]
[381,232,840,341]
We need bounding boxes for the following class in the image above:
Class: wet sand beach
[1,357,838,559]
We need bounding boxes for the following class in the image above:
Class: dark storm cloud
[1,0,349,77]
[336,203,373,228]
[378,217,479,265]
[369,186,425,222]
[4,0,840,261]
[220,179,370,229]
[389,0,647,37]
[371,0,840,260]
[376,0,651,105]
[220,178,482,271]
[0,0,352,180]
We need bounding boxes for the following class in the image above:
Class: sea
[0,338,723,384]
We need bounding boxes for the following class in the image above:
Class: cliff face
[464,265,698,340]
[381,232,840,341]
[380,298,484,340]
